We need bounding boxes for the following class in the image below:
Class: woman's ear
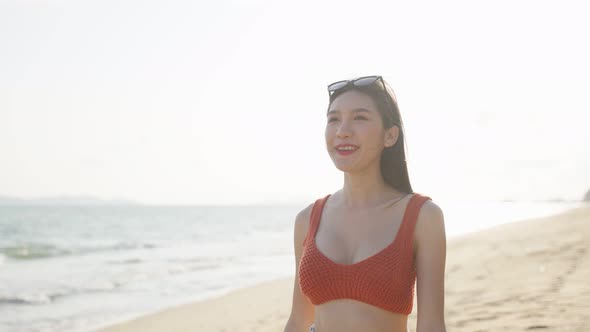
[384,126,400,148]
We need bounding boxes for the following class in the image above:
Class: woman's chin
[330,153,360,168]
[332,162,358,173]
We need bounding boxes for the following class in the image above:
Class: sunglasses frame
[327,75,385,97]
[327,75,399,127]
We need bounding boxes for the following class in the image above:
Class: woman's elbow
[283,316,311,332]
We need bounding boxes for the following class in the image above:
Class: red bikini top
[298,193,432,315]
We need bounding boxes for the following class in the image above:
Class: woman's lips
[336,146,358,156]
[336,148,358,156]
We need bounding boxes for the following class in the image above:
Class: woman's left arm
[414,200,447,332]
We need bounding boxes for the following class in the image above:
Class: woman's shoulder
[294,194,331,229]
[415,194,442,215]
[293,196,327,248]
[412,193,443,221]
[295,202,314,226]
[414,196,446,246]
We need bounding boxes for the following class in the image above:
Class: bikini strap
[303,194,330,247]
[400,193,432,246]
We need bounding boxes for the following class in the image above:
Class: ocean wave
[0,282,122,306]
[0,244,69,260]
[0,242,157,261]
[106,258,143,265]
[0,291,67,306]
[0,296,43,305]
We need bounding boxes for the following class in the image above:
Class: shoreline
[95,204,590,332]
[94,276,294,332]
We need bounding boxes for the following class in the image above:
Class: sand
[95,204,590,332]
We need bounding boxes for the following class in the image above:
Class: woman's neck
[339,170,405,209]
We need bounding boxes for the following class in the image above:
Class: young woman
[283,76,447,332]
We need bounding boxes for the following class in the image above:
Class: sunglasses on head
[327,75,400,127]
[327,75,385,97]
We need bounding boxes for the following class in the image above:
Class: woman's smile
[335,144,360,156]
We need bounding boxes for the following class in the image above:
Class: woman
[283,75,447,332]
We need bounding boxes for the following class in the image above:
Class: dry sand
[96,204,590,332]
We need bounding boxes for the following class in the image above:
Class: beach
[95,203,590,332]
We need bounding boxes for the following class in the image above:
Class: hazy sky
[1,0,589,205]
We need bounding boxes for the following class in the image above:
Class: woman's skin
[284,90,447,332]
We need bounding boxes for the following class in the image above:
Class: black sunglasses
[327,75,386,97]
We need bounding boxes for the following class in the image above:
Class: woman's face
[325,89,398,173]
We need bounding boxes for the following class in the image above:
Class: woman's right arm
[283,205,315,332]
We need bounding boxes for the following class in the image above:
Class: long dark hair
[326,77,414,194]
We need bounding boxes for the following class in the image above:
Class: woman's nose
[336,121,352,138]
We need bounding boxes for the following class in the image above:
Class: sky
[1,0,589,205]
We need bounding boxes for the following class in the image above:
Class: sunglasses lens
[328,81,349,92]
[353,76,380,87]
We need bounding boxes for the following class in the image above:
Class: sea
[0,198,586,332]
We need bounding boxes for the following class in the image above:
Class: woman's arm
[414,200,447,332]
[284,205,315,332]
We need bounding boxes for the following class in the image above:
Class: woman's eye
[328,116,367,123]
